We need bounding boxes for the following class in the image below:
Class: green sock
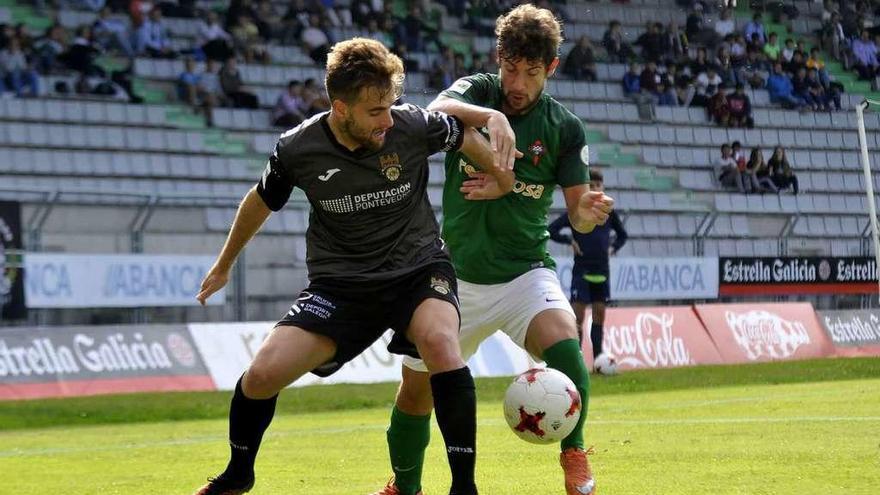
[387,405,430,495]
[543,338,590,451]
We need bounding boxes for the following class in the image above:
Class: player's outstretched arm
[197,186,271,305]
[429,95,517,171]
[562,184,615,234]
[458,127,517,200]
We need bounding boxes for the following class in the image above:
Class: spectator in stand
[686,4,718,47]
[59,25,103,76]
[781,38,795,63]
[92,6,134,57]
[672,63,696,106]
[273,79,307,127]
[852,29,879,80]
[807,66,839,110]
[744,12,766,45]
[767,62,805,109]
[744,148,776,193]
[365,18,392,48]
[807,47,831,87]
[300,13,331,65]
[199,57,225,109]
[792,67,820,110]
[603,20,633,63]
[197,10,234,62]
[747,32,764,53]
[399,5,431,52]
[35,24,66,73]
[784,50,806,75]
[665,22,688,62]
[639,60,660,96]
[708,84,730,126]
[795,40,808,59]
[693,66,722,106]
[715,8,736,39]
[177,56,216,125]
[623,62,655,120]
[727,83,753,127]
[428,45,455,90]
[0,37,39,97]
[471,53,489,74]
[730,34,747,66]
[824,11,847,61]
[254,0,282,40]
[622,62,641,96]
[220,55,259,109]
[392,41,419,72]
[300,77,330,115]
[716,46,739,86]
[563,35,596,81]
[135,7,176,58]
[716,143,746,192]
[657,66,678,106]
[232,14,268,63]
[452,51,469,80]
[767,146,799,194]
[690,47,712,76]
[763,32,781,61]
[635,21,665,63]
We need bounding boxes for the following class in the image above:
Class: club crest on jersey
[529,140,545,166]
[430,275,451,295]
[379,152,401,181]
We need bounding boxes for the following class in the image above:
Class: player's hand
[486,111,518,171]
[196,265,230,306]
[571,240,584,256]
[578,190,614,226]
[461,171,510,200]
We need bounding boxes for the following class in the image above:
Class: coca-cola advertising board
[586,306,724,370]
[694,303,835,363]
[817,309,880,357]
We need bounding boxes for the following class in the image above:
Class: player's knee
[416,330,463,370]
[242,364,282,399]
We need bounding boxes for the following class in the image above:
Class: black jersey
[256,104,464,283]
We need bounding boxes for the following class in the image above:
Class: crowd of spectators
[715,141,799,195]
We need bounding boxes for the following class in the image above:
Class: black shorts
[570,267,609,305]
[276,261,459,377]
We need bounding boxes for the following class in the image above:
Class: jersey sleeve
[556,116,590,188]
[439,73,495,105]
[255,141,296,211]
[422,108,465,155]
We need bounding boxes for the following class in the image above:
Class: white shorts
[403,268,574,372]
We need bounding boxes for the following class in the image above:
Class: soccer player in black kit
[192,38,508,495]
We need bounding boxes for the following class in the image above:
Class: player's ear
[546,57,560,78]
[331,98,348,118]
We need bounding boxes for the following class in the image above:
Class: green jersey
[440,73,589,284]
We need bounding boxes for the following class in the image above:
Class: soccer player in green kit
[371,5,614,495]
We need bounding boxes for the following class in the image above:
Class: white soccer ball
[594,353,618,376]
[503,367,582,444]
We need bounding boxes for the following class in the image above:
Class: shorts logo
[529,139,545,166]
[379,152,402,181]
[431,275,451,295]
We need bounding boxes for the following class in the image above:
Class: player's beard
[341,114,386,152]
[503,84,544,114]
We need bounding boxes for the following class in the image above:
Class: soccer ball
[594,353,618,376]
[502,367,581,444]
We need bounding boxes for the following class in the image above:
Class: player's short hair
[495,4,563,66]
[325,38,405,104]
[590,169,604,183]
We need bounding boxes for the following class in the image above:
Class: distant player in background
[192,38,507,495]
[549,169,627,373]
[372,5,614,495]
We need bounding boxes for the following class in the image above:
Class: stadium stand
[0,0,878,324]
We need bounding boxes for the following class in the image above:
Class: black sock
[223,374,278,481]
[431,367,478,495]
[590,323,604,359]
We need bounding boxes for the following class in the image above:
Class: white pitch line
[0,416,878,458]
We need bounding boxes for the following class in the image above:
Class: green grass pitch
[0,358,878,494]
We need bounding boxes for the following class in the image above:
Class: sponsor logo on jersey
[318,168,341,181]
[449,78,473,95]
[379,152,402,181]
[430,275,451,295]
[528,139,545,166]
[512,180,545,199]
